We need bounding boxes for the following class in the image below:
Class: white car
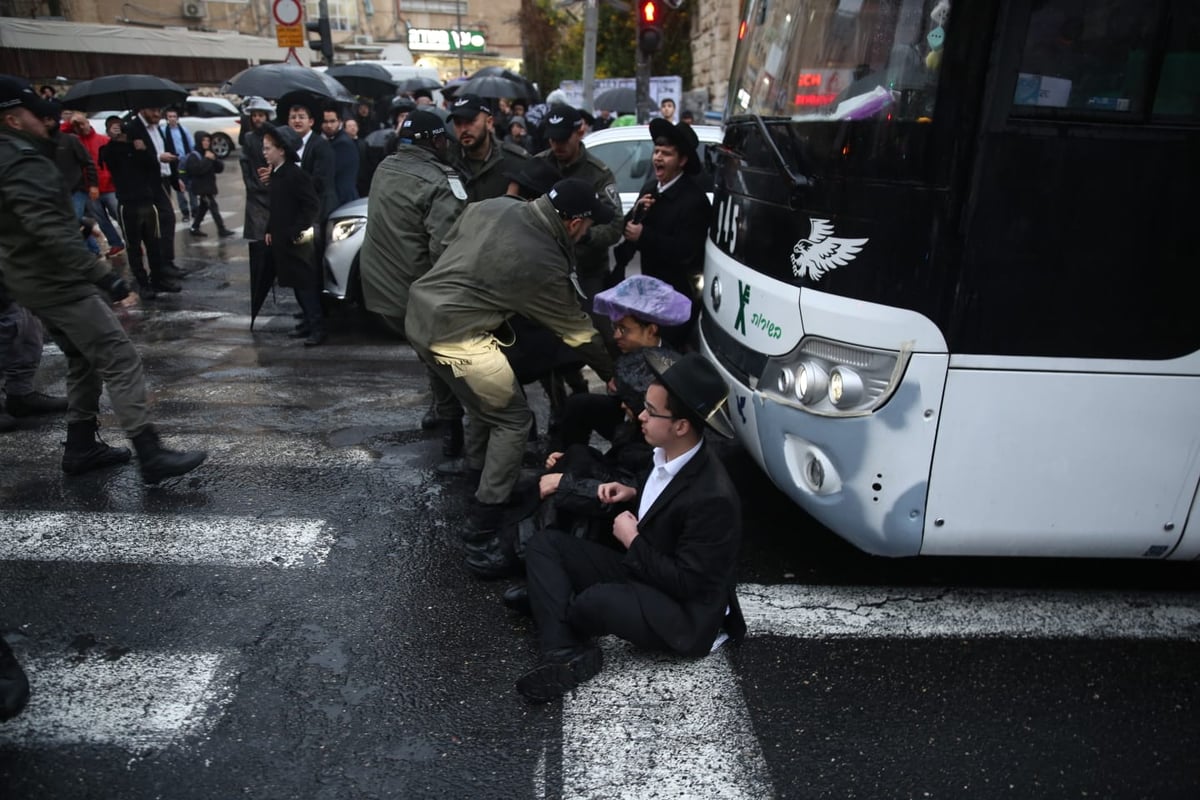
[321,122,724,308]
[89,96,241,158]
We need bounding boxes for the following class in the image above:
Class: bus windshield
[727,0,950,122]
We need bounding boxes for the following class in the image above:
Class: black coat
[616,173,711,298]
[621,441,746,656]
[99,138,159,205]
[123,115,178,190]
[299,131,339,222]
[326,130,359,208]
[182,148,224,196]
[266,161,319,290]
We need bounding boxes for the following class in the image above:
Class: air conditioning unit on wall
[182,1,207,19]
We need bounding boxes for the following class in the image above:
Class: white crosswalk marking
[0,512,332,567]
[562,640,774,800]
[739,583,1200,640]
[0,651,232,747]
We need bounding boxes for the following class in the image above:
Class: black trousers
[557,392,625,450]
[156,178,177,264]
[118,202,165,288]
[525,528,668,656]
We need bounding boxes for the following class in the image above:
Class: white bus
[700,0,1200,559]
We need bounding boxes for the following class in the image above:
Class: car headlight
[329,217,366,242]
[759,336,912,417]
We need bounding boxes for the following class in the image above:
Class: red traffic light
[638,0,663,55]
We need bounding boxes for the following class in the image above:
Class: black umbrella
[396,76,443,94]
[61,74,188,111]
[276,89,352,121]
[326,63,397,97]
[221,64,354,103]
[455,74,528,101]
[593,87,636,114]
[469,67,539,101]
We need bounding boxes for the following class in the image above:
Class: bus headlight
[795,362,828,405]
[828,367,863,408]
[758,336,912,417]
[330,217,366,242]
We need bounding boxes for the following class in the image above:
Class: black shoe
[442,419,464,457]
[6,390,68,417]
[303,329,326,347]
[516,646,603,703]
[131,425,207,484]
[420,405,441,431]
[218,228,237,238]
[502,585,531,617]
[159,263,185,279]
[138,283,158,301]
[61,420,132,475]
[151,278,182,293]
[0,411,17,433]
[0,637,30,722]
[189,227,207,237]
[287,324,310,339]
[181,213,190,223]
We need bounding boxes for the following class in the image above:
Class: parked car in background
[321,123,724,311]
[89,96,241,158]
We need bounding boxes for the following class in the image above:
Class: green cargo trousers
[33,293,150,436]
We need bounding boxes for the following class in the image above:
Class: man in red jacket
[69,113,125,257]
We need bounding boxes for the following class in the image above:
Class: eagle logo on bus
[789,219,868,281]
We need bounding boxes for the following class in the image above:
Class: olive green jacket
[450,132,529,203]
[359,143,467,321]
[0,128,109,309]
[405,195,614,381]
[533,142,624,283]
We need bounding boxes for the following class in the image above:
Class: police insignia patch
[604,183,619,206]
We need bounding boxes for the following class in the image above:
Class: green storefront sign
[408,28,486,53]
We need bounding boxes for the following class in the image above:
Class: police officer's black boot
[130,425,207,484]
[61,419,133,476]
[463,501,518,580]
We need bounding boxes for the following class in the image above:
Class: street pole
[635,50,651,123]
[455,0,465,76]
[582,0,597,111]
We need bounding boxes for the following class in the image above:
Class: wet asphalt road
[1,167,1198,799]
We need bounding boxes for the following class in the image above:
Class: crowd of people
[0,71,740,712]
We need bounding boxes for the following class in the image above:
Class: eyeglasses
[613,321,645,337]
[642,402,675,421]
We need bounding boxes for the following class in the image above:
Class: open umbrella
[396,76,442,94]
[221,64,354,103]
[61,74,188,111]
[454,74,528,101]
[326,63,397,97]
[469,67,539,101]
[593,87,636,115]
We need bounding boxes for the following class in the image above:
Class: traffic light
[307,15,334,64]
[637,0,663,56]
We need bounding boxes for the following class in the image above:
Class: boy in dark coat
[183,131,235,237]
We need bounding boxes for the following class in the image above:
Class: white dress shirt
[637,439,703,519]
[141,113,170,177]
[296,130,312,162]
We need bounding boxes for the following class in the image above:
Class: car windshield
[727,0,948,122]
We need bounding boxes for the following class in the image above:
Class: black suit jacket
[299,131,339,221]
[622,441,746,657]
[617,173,711,297]
[123,115,179,188]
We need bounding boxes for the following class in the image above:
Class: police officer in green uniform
[0,75,206,483]
[532,104,624,302]
[447,94,531,203]
[359,110,469,454]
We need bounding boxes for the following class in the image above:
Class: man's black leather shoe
[151,279,182,293]
[303,329,327,347]
[131,425,207,484]
[502,585,531,617]
[420,404,440,430]
[516,646,603,703]
[61,420,132,475]
[6,390,67,417]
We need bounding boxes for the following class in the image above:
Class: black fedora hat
[262,123,301,163]
[648,117,701,174]
[643,351,734,437]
